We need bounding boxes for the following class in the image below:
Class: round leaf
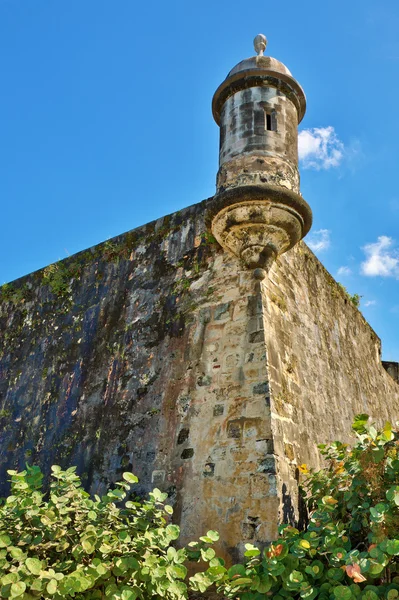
[25,557,42,575]
[47,579,58,595]
[10,582,26,598]
[0,535,11,548]
[333,586,352,600]
[387,540,399,556]
[122,473,138,484]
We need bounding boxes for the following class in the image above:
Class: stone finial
[254,34,267,56]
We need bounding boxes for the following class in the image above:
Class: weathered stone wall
[261,245,399,524]
[1,199,398,561]
[0,200,277,561]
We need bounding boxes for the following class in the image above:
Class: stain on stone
[167,485,177,505]
[203,462,215,477]
[177,428,189,445]
[257,456,276,474]
[253,381,269,395]
[181,448,194,459]
[213,404,224,416]
[241,522,256,540]
[284,442,295,461]
[151,470,165,484]
[197,375,212,387]
[249,331,264,343]
[214,302,230,320]
[227,420,242,439]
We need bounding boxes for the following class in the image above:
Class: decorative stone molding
[207,184,312,272]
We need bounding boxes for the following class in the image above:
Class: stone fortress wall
[1,201,398,561]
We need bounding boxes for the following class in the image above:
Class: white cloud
[298,126,344,170]
[364,300,377,307]
[307,229,331,253]
[360,236,399,278]
[337,266,352,276]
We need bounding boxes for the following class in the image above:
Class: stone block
[249,473,271,498]
[152,470,165,484]
[227,420,242,439]
[214,302,231,321]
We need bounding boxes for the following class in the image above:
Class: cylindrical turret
[207,34,312,274]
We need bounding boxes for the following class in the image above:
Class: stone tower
[208,34,312,274]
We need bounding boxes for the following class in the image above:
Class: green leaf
[369,426,377,440]
[361,592,379,600]
[301,587,318,600]
[207,565,226,577]
[199,535,215,544]
[382,422,394,441]
[386,487,399,506]
[150,488,167,502]
[169,565,188,580]
[228,564,247,579]
[0,535,11,548]
[333,586,352,600]
[244,543,261,557]
[175,549,187,564]
[30,579,44,592]
[121,590,138,600]
[82,539,95,553]
[289,570,304,583]
[167,547,177,561]
[25,557,42,575]
[371,448,384,463]
[352,414,369,433]
[386,540,399,555]
[46,579,58,595]
[9,546,24,559]
[368,561,385,576]
[206,530,219,542]
[327,568,345,582]
[256,575,272,593]
[166,524,180,540]
[122,472,138,484]
[232,577,253,587]
[10,581,26,598]
[2,573,19,585]
[201,547,216,561]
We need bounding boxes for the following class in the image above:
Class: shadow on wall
[281,473,308,531]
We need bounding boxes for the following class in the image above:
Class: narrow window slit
[262,107,277,132]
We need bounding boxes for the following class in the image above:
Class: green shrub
[2,416,399,600]
[0,466,219,599]
[192,415,399,599]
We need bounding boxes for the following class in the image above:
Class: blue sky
[1,0,399,360]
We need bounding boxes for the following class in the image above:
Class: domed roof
[227,55,292,78]
[226,34,292,78]
[212,34,306,125]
